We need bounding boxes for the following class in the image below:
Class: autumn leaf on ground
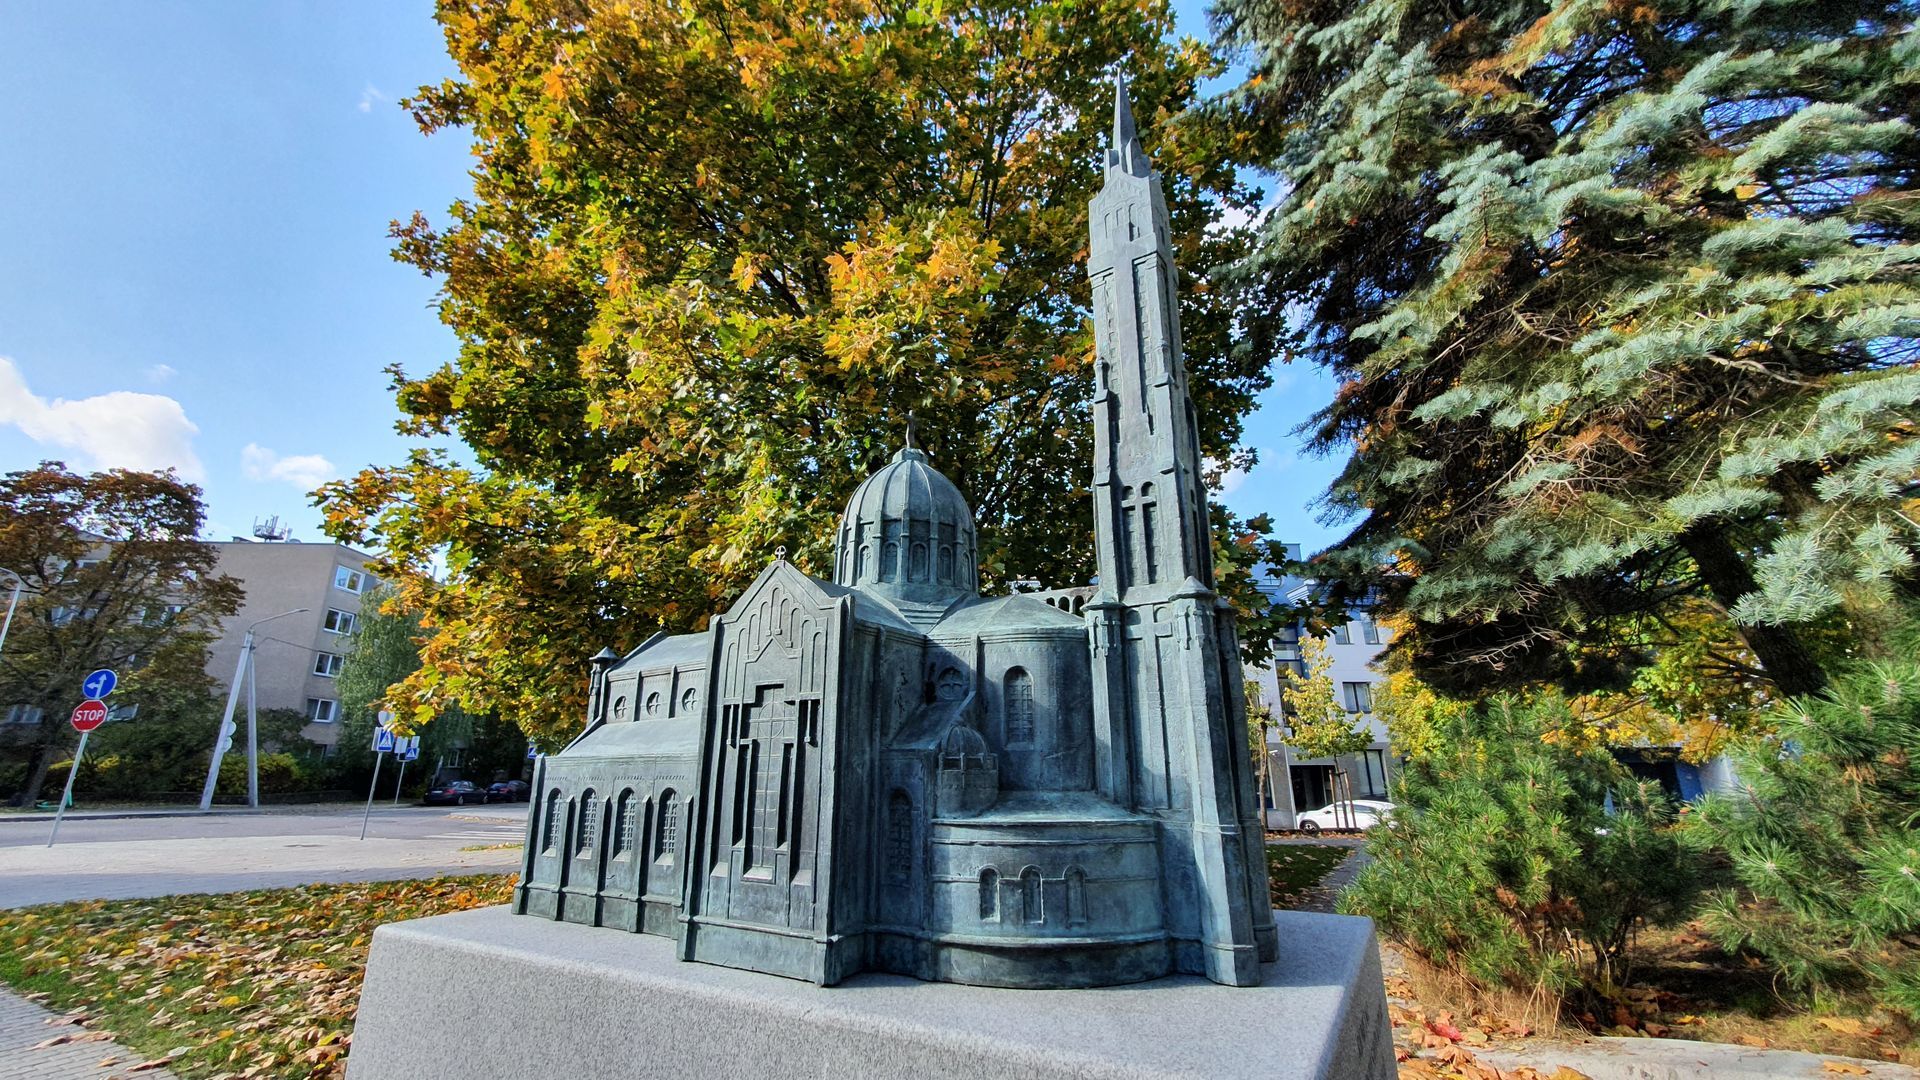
[1821,1062,1870,1075]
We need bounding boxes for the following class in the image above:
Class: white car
[1294,799,1394,834]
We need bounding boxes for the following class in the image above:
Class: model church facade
[513,81,1278,989]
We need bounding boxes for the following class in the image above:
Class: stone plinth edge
[346,905,1395,1080]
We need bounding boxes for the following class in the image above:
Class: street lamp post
[197,608,308,811]
[0,568,23,663]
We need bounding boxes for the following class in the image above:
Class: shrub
[1687,659,1920,1019]
[1341,694,1698,999]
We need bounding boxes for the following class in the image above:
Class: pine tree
[1687,658,1920,1018]
[1212,0,1920,696]
[1344,693,1697,997]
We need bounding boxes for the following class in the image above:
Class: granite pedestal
[346,905,1395,1080]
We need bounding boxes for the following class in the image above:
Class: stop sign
[70,698,108,732]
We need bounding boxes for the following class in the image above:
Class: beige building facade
[202,540,375,750]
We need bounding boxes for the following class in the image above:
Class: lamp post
[197,608,308,811]
[0,568,23,664]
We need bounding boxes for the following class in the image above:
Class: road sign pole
[199,628,252,811]
[46,728,90,848]
[360,750,385,841]
[392,757,407,805]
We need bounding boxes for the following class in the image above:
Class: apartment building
[1246,549,1394,829]
[202,539,375,750]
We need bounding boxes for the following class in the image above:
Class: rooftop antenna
[252,515,290,542]
[905,410,917,451]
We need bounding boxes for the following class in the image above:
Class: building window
[615,791,636,857]
[1360,749,1389,798]
[306,698,338,723]
[4,705,44,725]
[578,790,598,856]
[142,603,184,626]
[1004,668,1035,744]
[544,790,562,852]
[644,692,661,717]
[657,789,679,859]
[1020,866,1043,924]
[1341,681,1373,714]
[312,652,343,678]
[680,687,699,715]
[323,608,358,635]
[979,868,999,921]
[1330,622,1351,645]
[333,565,367,593]
[1360,616,1381,645]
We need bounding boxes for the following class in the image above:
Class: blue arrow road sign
[526,744,539,759]
[81,668,117,699]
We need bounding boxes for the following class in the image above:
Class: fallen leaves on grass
[1266,844,1353,908]
[0,873,514,1079]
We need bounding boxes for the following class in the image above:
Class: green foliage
[1215,0,1920,698]
[334,587,528,783]
[0,462,243,806]
[1686,657,1920,1019]
[1342,694,1698,997]
[1279,636,1372,761]
[320,0,1285,744]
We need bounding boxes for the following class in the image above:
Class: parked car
[1294,799,1394,835]
[424,780,487,806]
[488,780,530,802]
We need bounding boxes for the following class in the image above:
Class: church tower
[1084,77,1278,985]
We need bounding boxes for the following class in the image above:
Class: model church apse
[512,78,1279,989]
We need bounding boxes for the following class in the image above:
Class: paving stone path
[0,988,179,1080]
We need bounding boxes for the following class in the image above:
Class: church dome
[834,446,978,604]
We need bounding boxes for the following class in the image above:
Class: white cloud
[0,357,204,480]
[358,83,386,114]
[241,443,337,490]
[144,363,177,384]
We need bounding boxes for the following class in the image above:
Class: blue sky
[0,2,1351,556]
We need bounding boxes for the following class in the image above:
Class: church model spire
[1084,76,1278,985]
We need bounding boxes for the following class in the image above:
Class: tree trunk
[1680,526,1828,697]
[17,743,53,808]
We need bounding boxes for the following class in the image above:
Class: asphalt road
[0,803,525,848]
[0,805,530,907]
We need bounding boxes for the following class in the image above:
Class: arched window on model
[543,789,562,852]
[577,789,598,856]
[1005,668,1035,744]
[657,788,679,860]
[979,868,999,921]
[614,790,636,858]
[1020,866,1043,924]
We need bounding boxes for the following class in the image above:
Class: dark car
[488,780,530,803]
[424,780,487,806]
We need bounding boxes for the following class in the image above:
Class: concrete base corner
[346,905,1394,1080]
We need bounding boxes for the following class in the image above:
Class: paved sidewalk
[0,988,178,1080]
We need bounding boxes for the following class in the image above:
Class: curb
[0,807,265,823]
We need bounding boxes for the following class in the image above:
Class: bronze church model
[513,78,1278,989]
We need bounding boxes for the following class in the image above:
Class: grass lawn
[0,873,514,1079]
[1265,843,1353,909]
